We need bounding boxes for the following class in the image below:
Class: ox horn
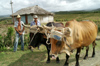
[55,27,64,31]
[43,25,52,30]
[30,25,38,29]
[22,23,30,28]
[37,26,43,31]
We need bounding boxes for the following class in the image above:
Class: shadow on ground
[8,50,76,66]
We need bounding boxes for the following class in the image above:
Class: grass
[54,13,100,22]
[0,40,100,66]
[0,13,100,66]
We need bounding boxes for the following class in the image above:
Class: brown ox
[49,20,98,66]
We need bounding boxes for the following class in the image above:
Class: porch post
[25,15,28,24]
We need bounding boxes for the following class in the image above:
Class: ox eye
[56,41,62,46]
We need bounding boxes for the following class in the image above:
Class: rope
[45,27,64,45]
[45,23,54,45]
[29,28,39,45]
[63,38,71,49]
[45,29,51,45]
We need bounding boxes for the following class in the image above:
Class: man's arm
[14,22,20,34]
[15,27,20,34]
[18,27,24,35]
[21,22,25,34]
[22,27,25,32]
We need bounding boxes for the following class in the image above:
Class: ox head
[28,33,47,50]
[44,25,72,57]
[22,24,46,51]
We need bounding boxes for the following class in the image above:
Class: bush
[24,34,30,46]
[0,35,7,51]
[98,26,100,32]
[4,27,14,47]
[7,27,14,38]
[0,34,3,48]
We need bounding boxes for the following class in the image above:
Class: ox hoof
[92,55,95,58]
[92,53,95,58]
[56,61,60,63]
[75,64,80,66]
[63,65,68,66]
[64,63,69,66]
[84,56,87,60]
[46,61,50,63]
[75,65,80,66]
[84,57,86,60]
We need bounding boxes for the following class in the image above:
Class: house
[12,5,54,24]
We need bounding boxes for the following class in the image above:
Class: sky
[0,0,100,15]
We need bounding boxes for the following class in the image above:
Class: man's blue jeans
[14,33,24,52]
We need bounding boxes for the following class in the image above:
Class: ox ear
[64,27,72,37]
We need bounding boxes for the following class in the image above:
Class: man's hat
[33,15,38,18]
[17,14,21,18]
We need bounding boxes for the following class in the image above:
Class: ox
[44,20,98,66]
[26,22,64,63]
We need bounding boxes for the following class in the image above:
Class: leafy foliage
[4,27,14,47]
[24,34,30,46]
[0,27,14,50]
[0,35,3,48]
[7,27,14,38]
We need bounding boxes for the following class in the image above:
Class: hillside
[54,8,100,23]
[0,15,10,19]
[55,8,100,14]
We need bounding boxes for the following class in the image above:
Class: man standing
[30,15,41,49]
[14,15,25,52]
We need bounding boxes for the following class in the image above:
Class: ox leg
[84,46,89,59]
[46,45,50,63]
[92,41,96,57]
[75,48,81,66]
[56,57,60,63]
[64,54,69,66]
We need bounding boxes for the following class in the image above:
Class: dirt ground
[68,50,100,66]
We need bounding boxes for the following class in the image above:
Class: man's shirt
[30,20,41,26]
[14,21,25,34]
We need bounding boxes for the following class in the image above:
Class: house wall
[14,15,54,24]
[48,15,54,22]
[40,15,54,23]
[21,16,25,23]
[28,15,33,23]
[42,16,49,23]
